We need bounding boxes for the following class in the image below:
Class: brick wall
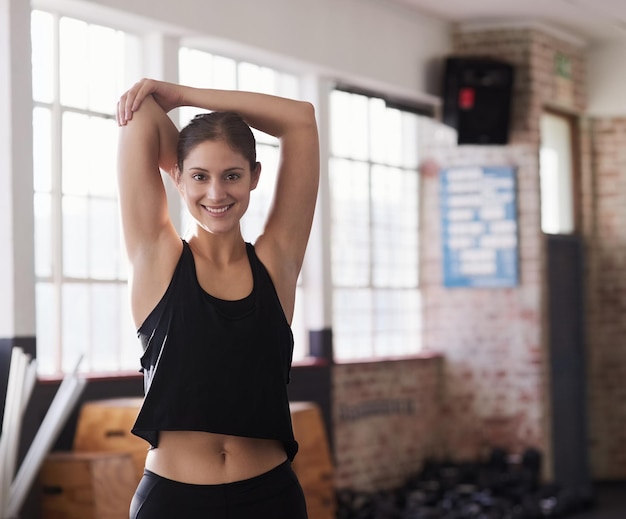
[332,356,443,490]
[420,124,547,463]
[432,27,626,481]
[330,25,626,489]
[585,118,626,479]
[419,27,587,478]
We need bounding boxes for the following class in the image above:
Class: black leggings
[129,460,308,518]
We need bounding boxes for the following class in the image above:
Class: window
[540,112,576,234]
[31,10,141,374]
[329,89,422,360]
[178,47,308,360]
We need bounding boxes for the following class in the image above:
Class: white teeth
[205,205,230,214]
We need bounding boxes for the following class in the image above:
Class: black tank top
[131,240,298,460]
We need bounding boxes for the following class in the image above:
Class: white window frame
[329,87,423,361]
[31,8,141,375]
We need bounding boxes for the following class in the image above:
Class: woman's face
[177,139,260,235]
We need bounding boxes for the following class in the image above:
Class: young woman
[116,78,319,518]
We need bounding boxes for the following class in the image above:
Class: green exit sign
[554,53,572,79]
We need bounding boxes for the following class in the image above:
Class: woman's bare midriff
[144,430,288,485]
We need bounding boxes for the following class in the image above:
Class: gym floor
[576,483,626,519]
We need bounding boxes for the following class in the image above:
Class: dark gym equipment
[336,447,596,519]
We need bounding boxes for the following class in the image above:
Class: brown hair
[176,111,257,178]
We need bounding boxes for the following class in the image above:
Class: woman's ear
[250,161,261,191]
[174,165,184,194]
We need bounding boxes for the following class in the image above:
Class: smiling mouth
[202,204,234,215]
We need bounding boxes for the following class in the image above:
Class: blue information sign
[440,166,518,288]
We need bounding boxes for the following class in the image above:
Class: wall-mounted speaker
[442,57,514,145]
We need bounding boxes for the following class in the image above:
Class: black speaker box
[442,57,514,145]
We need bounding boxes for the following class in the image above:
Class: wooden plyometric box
[40,451,137,519]
[73,398,146,482]
[290,402,336,519]
[73,398,335,518]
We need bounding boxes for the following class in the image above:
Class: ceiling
[390,0,626,44]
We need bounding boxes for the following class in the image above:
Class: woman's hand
[117,79,185,126]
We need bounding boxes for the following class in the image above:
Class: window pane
[333,288,373,360]
[369,99,402,167]
[371,165,418,287]
[213,56,237,90]
[86,116,118,197]
[36,282,56,374]
[330,158,370,286]
[179,48,214,86]
[401,111,420,169]
[277,74,299,99]
[33,107,53,193]
[540,112,574,234]
[373,289,421,356]
[62,111,90,195]
[330,90,369,160]
[89,198,120,279]
[86,24,122,113]
[62,113,116,195]
[63,195,88,277]
[238,62,276,94]
[34,192,52,278]
[91,284,119,371]
[62,283,89,372]
[31,11,54,104]
[179,48,215,126]
[60,17,89,109]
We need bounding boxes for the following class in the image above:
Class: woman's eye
[225,173,240,181]
[192,174,206,181]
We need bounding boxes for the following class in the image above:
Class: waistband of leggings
[143,458,293,491]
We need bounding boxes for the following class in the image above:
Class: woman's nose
[204,180,225,201]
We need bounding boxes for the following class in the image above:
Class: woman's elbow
[299,101,317,128]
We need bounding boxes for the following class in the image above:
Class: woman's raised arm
[120,79,320,276]
[116,94,179,263]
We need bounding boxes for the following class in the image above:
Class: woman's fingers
[117,92,131,126]
[130,79,155,111]
[117,79,180,126]
[116,81,143,125]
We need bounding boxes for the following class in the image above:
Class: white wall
[60,0,451,103]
